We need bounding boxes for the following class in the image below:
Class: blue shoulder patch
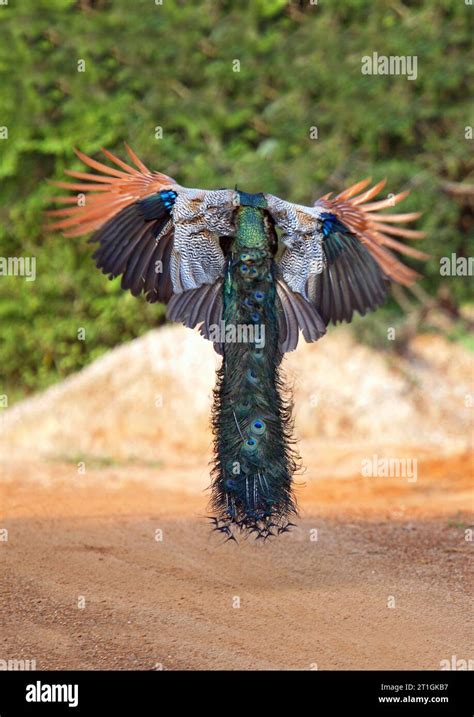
[138,190,177,220]
[320,212,357,263]
[320,212,344,237]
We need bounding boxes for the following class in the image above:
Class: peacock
[48,146,427,540]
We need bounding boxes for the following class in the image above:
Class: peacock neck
[233,206,269,252]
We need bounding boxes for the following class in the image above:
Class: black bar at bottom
[0,670,471,715]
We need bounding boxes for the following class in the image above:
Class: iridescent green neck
[234,206,267,250]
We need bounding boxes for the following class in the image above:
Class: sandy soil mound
[1,327,471,474]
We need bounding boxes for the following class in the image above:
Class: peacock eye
[246,369,259,385]
[250,419,266,436]
[250,311,260,322]
[242,437,258,454]
[253,291,265,302]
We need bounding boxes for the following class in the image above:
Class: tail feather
[210,250,299,539]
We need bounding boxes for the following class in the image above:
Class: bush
[0,0,471,399]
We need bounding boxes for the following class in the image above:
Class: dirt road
[1,451,471,670]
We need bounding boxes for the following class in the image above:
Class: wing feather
[47,147,230,318]
[269,179,427,330]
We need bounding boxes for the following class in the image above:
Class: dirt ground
[1,328,472,670]
[1,450,472,670]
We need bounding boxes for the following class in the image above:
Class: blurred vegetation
[0,0,472,401]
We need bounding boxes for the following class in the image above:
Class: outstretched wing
[267,179,427,327]
[47,146,235,337]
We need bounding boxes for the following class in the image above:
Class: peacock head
[236,191,267,209]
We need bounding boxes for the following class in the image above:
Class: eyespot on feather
[246,369,260,386]
[250,419,266,436]
[241,437,258,455]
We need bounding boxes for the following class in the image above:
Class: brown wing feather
[315,179,429,286]
[46,145,177,237]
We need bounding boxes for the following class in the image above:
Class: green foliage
[0,0,472,400]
